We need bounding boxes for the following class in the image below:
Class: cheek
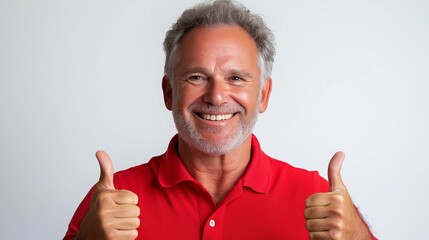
[232,87,260,111]
[174,85,203,110]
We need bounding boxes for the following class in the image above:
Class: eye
[187,75,207,82]
[229,75,247,85]
[185,74,208,85]
[190,75,202,80]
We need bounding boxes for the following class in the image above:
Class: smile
[199,113,234,121]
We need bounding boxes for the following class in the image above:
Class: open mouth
[196,113,235,121]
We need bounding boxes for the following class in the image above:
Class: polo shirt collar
[158,134,272,193]
[241,135,272,193]
[158,135,196,188]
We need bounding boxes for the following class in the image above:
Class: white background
[1,0,428,239]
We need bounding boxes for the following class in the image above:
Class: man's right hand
[76,151,140,240]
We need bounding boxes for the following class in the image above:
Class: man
[64,0,377,239]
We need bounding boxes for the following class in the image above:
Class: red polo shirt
[64,135,374,239]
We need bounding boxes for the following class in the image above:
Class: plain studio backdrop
[1,0,428,239]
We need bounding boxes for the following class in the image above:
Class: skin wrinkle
[178,67,255,83]
[171,48,267,86]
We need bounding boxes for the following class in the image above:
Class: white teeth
[202,113,233,121]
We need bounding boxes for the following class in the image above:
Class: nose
[203,78,228,106]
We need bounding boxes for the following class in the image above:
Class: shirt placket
[201,205,225,240]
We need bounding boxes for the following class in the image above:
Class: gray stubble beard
[172,102,259,156]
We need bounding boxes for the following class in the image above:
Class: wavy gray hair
[163,0,276,82]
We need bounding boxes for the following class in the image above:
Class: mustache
[188,102,245,114]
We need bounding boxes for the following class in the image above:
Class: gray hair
[163,0,276,82]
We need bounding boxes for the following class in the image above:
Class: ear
[258,78,272,113]
[162,75,173,111]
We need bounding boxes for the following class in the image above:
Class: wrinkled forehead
[176,25,260,68]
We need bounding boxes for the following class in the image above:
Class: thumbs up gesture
[304,152,372,240]
[76,151,140,240]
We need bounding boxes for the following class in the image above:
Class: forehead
[176,25,259,69]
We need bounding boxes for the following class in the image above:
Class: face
[162,25,272,156]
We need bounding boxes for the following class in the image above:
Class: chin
[180,130,251,156]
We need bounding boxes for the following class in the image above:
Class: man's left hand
[304,152,372,240]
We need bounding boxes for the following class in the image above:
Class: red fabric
[64,135,376,240]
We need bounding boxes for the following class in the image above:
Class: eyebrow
[178,67,208,77]
[178,67,254,79]
[227,68,254,79]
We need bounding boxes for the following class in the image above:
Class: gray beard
[172,102,259,156]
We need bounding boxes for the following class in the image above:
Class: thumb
[95,150,115,190]
[328,151,346,192]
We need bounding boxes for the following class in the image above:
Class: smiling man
[64,1,377,239]
[163,24,270,205]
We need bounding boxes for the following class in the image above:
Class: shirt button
[209,219,216,227]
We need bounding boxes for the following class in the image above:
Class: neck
[178,136,252,204]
